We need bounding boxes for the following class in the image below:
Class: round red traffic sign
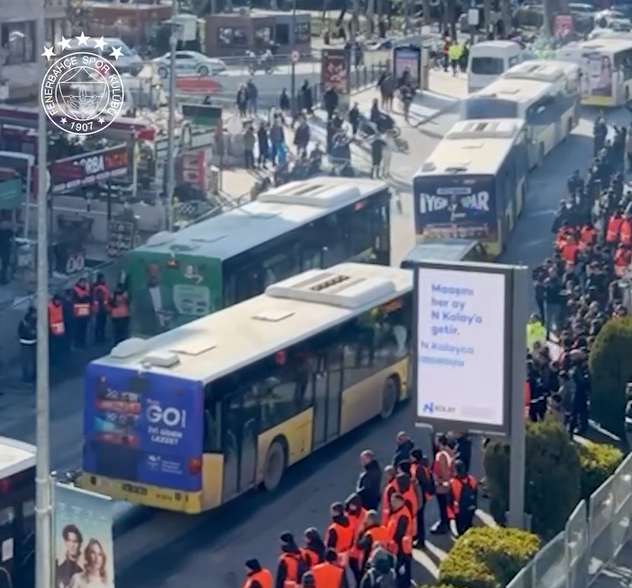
[291,50,300,63]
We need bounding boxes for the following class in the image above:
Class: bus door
[312,345,343,450]
[221,386,258,500]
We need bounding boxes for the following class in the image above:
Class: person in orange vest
[620,214,632,246]
[109,283,131,344]
[48,294,67,364]
[386,493,413,588]
[394,469,418,539]
[243,559,273,588]
[410,449,435,549]
[555,222,575,251]
[447,459,478,537]
[91,273,110,345]
[302,528,325,569]
[614,244,632,278]
[380,465,397,524]
[72,277,92,349]
[430,434,454,535]
[308,548,347,588]
[325,502,355,567]
[560,235,579,265]
[276,532,309,588]
[579,221,597,249]
[344,493,366,583]
[356,510,390,574]
[606,211,624,244]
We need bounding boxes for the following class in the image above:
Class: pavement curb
[412,98,460,127]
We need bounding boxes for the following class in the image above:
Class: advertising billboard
[54,484,115,588]
[413,261,514,434]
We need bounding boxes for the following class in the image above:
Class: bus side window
[203,398,222,453]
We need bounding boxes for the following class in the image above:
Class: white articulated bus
[412,118,529,257]
[461,73,576,168]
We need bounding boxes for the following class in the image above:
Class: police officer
[91,273,110,345]
[72,278,91,348]
[243,559,273,588]
[18,307,36,382]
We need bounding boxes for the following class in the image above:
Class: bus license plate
[122,483,148,496]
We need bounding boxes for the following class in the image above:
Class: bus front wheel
[262,438,287,492]
[380,376,400,419]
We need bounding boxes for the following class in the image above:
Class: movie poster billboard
[554,15,574,41]
[581,51,613,104]
[393,45,421,88]
[54,483,115,588]
[321,48,349,110]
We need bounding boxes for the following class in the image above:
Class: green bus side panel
[125,250,223,337]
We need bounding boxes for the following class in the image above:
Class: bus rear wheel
[380,376,399,419]
[262,439,287,492]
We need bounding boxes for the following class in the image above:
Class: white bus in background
[412,118,529,257]
[461,75,576,169]
[556,37,632,106]
[466,40,523,93]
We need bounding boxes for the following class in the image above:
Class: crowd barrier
[507,453,632,588]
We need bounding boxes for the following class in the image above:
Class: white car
[154,51,226,78]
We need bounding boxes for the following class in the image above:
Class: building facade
[0,0,68,101]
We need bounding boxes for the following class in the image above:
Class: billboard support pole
[35,1,52,587]
[507,267,528,530]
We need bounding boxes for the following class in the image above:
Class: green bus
[126,177,392,336]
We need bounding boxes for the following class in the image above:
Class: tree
[588,316,632,441]
[483,415,581,539]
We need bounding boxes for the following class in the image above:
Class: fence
[507,453,632,588]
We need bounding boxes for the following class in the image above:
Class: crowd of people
[18,275,130,382]
[526,114,632,434]
[242,431,478,588]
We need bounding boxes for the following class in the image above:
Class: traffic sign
[291,50,300,63]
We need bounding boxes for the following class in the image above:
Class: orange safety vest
[621,220,632,245]
[363,524,390,550]
[346,508,366,562]
[48,302,65,336]
[110,293,130,318]
[326,520,355,566]
[401,486,419,535]
[310,562,344,588]
[301,548,320,569]
[447,475,477,519]
[92,283,110,314]
[614,249,631,277]
[279,553,303,588]
[381,479,398,524]
[412,463,433,501]
[243,569,273,588]
[433,449,454,493]
[606,216,623,242]
[386,509,413,555]
[561,242,579,263]
[580,226,596,246]
[73,285,91,318]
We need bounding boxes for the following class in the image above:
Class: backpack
[459,478,478,513]
[369,568,397,588]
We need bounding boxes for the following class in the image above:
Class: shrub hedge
[483,415,581,539]
[438,527,540,588]
[588,316,632,439]
[577,440,623,500]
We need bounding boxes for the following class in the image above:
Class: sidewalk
[590,543,632,588]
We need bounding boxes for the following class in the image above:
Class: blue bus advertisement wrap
[413,175,498,241]
[83,363,204,492]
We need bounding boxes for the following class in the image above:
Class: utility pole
[35,0,52,587]
[403,0,410,34]
[347,0,358,96]
[165,0,178,231]
[290,0,297,118]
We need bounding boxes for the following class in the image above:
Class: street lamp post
[35,0,52,587]
[290,0,297,118]
[165,0,178,231]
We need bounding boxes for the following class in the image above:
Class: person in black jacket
[356,450,382,510]
[392,431,414,467]
[452,432,472,474]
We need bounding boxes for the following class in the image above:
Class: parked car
[99,38,144,76]
[153,51,227,78]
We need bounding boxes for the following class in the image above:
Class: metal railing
[507,453,632,588]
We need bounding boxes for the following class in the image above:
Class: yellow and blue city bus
[412,119,529,258]
[81,262,413,513]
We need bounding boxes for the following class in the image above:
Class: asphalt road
[1,100,628,587]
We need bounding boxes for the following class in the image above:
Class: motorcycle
[357,112,408,152]
[247,58,275,75]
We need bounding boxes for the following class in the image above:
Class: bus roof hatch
[258,184,361,209]
[266,269,396,309]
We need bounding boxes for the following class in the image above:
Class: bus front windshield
[463,97,518,119]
